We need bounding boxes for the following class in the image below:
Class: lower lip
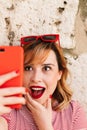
[29,87,45,99]
[30,92,44,99]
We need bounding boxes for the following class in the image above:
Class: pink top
[2,100,87,130]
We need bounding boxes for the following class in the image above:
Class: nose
[31,69,42,83]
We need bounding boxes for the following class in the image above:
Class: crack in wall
[5,17,15,46]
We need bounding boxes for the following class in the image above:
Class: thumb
[46,97,52,111]
[46,97,52,121]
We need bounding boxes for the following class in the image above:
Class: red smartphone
[0,46,24,109]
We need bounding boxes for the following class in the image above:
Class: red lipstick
[29,86,45,99]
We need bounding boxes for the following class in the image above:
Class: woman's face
[23,50,62,105]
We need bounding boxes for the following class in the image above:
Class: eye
[24,66,33,71]
[43,66,51,71]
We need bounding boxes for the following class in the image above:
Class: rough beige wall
[0,0,87,115]
[66,0,87,115]
[0,0,79,47]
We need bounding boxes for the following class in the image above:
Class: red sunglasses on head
[21,34,60,46]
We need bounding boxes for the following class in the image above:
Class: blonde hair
[23,40,73,111]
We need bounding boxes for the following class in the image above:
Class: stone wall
[0,0,87,115]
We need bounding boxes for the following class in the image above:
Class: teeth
[31,88,44,91]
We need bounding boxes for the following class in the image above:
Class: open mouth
[29,86,45,99]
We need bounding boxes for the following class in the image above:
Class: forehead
[24,49,58,65]
[43,50,58,64]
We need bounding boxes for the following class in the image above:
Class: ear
[57,70,62,81]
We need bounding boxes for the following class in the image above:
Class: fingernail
[49,95,52,98]
[16,70,20,74]
[25,88,29,92]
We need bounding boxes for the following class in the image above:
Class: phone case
[0,46,24,109]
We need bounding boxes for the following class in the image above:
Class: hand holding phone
[0,46,24,109]
[0,71,26,114]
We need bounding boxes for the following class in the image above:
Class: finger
[25,93,34,107]
[0,96,26,105]
[45,98,52,120]
[25,94,35,111]
[46,98,52,111]
[0,71,19,86]
[26,93,42,110]
[0,87,26,96]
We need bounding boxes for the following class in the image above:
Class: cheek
[23,73,29,87]
[47,74,58,93]
[49,72,59,83]
[50,79,57,91]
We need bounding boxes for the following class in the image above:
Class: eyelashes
[24,65,52,72]
[43,66,51,71]
[24,66,32,71]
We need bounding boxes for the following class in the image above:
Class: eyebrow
[24,63,56,67]
[42,63,56,66]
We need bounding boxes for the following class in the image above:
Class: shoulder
[69,100,84,111]
[68,100,87,129]
[65,100,87,120]
[69,100,86,117]
[52,100,87,129]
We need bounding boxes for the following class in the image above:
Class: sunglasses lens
[21,34,59,45]
[24,37,36,42]
[42,35,56,40]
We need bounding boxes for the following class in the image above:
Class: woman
[0,34,87,130]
